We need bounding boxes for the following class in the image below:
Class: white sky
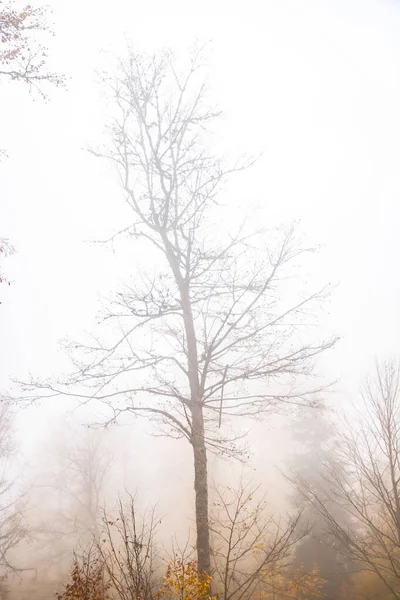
[1,0,400,518]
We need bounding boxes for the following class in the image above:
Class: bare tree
[292,359,400,600]
[20,47,336,575]
[96,494,160,600]
[210,479,304,600]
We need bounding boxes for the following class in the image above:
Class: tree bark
[161,235,212,575]
[191,404,211,576]
[162,234,212,575]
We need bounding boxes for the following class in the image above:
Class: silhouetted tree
[21,47,336,576]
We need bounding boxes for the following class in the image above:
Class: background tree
[293,359,400,599]
[29,424,114,578]
[0,400,28,578]
[50,427,114,539]
[0,0,64,95]
[286,406,355,599]
[21,47,336,576]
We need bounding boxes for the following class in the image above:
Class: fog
[1,1,400,598]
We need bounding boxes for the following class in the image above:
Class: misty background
[1,0,400,597]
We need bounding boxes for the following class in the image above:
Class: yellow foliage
[157,560,216,600]
[339,569,393,600]
[259,565,326,600]
[56,554,110,600]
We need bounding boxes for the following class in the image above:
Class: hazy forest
[2,1,400,599]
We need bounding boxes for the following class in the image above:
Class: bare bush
[210,479,305,600]
[56,545,110,600]
[97,494,160,600]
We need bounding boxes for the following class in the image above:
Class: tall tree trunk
[163,239,212,575]
[191,404,211,575]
